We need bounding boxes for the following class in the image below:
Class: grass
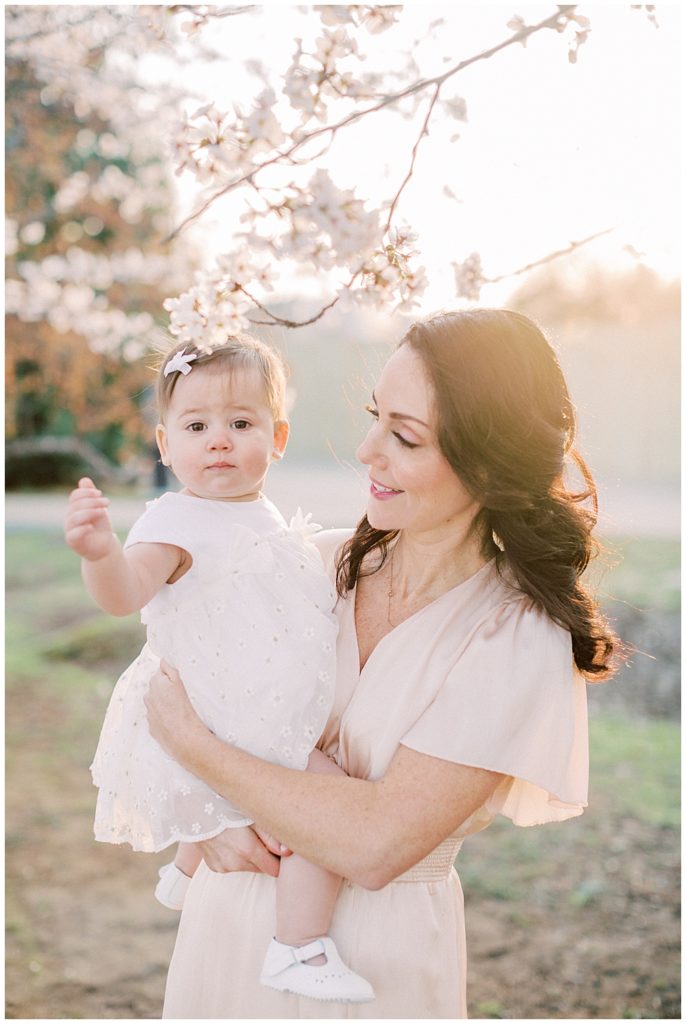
[6,529,680,830]
[592,535,680,613]
[7,527,679,822]
[588,713,680,827]
[6,526,679,762]
[5,525,681,1020]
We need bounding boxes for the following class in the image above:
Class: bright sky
[164,2,681,310]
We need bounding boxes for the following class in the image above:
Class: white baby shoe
[154,862,191,910]
[260,936,375,1003]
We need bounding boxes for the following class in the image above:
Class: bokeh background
[5,5,680,1019]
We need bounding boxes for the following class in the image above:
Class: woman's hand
[196,826,291,877]
[144,659,208,765]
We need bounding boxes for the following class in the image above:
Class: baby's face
[156,365,288,502]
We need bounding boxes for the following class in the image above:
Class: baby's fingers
[65,505,110,530]
[68,483,107,505]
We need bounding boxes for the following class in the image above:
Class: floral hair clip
[164,348,198,377]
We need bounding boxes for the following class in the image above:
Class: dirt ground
[5,526,680,1020]
[5,674,680,1020]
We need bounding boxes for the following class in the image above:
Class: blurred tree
[5,4,672,488]
[508,259,680,328]
[5,20,186,474]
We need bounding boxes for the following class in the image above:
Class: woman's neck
[389,527,487,602]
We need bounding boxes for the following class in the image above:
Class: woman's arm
[145,662,503,890]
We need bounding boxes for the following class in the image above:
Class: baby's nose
[208,428,232,449]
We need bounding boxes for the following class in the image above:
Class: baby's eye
[187,422,206,432]
[365,403,379,419]
[232,419,251,430]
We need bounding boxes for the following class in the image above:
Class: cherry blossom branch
[166,5,578,241]
[484,227,615,285]
[384,82,442,234]
[169,4,254,15]
[248,227,615,329]
[241,286,343,328]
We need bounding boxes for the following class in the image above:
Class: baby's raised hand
[65,477,116,562]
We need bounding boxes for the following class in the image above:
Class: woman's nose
[356,427,384,467]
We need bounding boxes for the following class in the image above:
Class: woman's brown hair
[336,308,621,680]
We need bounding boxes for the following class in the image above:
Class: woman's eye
[393,432,418,449]
[232,419,250,430]
[366,404,418,448]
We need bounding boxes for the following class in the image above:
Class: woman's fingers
[253,826,291,857]
[159,658,180,681]
[246,839,281,877]
[195,828,281,877]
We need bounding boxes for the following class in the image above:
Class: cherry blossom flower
[453,253,485,302]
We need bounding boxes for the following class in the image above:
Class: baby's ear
[272,419,289,460]
[155,423,171,466]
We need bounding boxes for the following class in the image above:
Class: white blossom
[6,219,18,256]
[359,6,402,34]
[7,4,596,342]
[443,96,468,121]
[315,5,401,34]
[453,253,484,301]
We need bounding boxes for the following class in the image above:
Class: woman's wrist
[172,712,215,771]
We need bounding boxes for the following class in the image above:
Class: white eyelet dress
[90,492,337,853]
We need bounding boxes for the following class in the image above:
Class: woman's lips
[370,478,403,500]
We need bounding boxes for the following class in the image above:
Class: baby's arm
[65,477,183,617]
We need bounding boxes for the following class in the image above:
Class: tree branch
[165,5,578,241]
[245,226,614,330]
[169,5,255,18]
[241,287,342,328]
[384,83,442,234]
[484,227,615,285]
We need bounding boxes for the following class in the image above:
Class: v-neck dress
[162,531,588,1019]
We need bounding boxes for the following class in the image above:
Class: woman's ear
[272,420,289,461]
[155,423,171,466]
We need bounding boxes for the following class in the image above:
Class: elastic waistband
[393,838,463,884]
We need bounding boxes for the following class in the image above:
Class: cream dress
[163,531,588,1019]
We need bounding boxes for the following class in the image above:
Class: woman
[146,309,618,1018]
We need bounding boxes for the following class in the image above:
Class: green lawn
[6,527,679,836]
[5,526,680,1020]
[6,525,679,770]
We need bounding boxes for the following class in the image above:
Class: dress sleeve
[312,528,354,582]
[123,495,192,555]
[400,598,589,826]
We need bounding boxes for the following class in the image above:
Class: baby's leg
[174,841,203,878]
[275,750,345,962]
[262,751,374,1002]
[155,842,202,910]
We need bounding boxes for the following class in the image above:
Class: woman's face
[356,345,481,538]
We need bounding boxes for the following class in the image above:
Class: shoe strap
[270,938,326,973]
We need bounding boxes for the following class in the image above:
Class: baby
[64,335,374,1004]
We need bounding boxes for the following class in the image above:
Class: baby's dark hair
[155,335,288,423]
